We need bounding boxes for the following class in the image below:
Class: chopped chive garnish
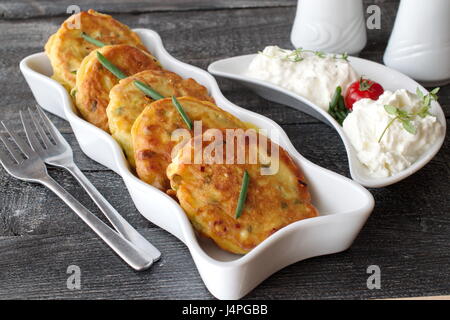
[96,52,127,79]
[134,80,164,100]
[81,32,105,47]
[329,86,342,109]
[235,170,250,219]
[328,86,349,125]
[171,96,193,130]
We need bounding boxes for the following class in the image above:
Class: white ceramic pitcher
[384,0,450,86]
[290,0,367,55]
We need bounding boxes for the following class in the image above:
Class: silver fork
[19,105,160,262]
[0,122,155,270]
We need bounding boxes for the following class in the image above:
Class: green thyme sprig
[378,87,439,143]
[331,53,349,61]
[286,48,305,62]
[314,51,326,58]
[328,86,349,125]
[286,48,330,62]
[258,48,349,62]
[416,87,439,109]
[235,170,250,219]
[378,105,417,141]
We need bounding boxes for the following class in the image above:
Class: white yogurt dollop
[343,89,442,178]
[247,46,358,110]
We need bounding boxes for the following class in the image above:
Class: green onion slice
[96,52,127,79]
[134,80,164,100]
[81,32,105,47]
[171,96,193,130]
[235,170,250,219]
[329,86,342,109]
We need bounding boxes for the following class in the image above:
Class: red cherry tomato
[344,78,384,110]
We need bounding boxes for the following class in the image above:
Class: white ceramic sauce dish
[20,29,374,300]
[208,54,447,188]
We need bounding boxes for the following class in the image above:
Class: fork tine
[36,105,65,144]
[27,108,52,148]
[1,121,36,158]
[20,110,44,153]
[0,132,21,163]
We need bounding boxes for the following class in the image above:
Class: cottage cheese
[247,46,358,110]
[343,89,442,177]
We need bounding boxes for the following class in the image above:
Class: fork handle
[64,163,160,261]
[39,174,155,271]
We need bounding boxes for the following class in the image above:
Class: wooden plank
[0,0,403,20]
[0,6,448,126]
[0,195,448,299]
[0,0,298,19]
[0,1,449,300]
[0,229,212,299]
[0,117,448,174]
[1,122,449,242]
[382,296,450,300]
[0,168,156,236]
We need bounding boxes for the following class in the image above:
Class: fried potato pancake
[107,70,214,168]
[75,44,161,131]
[45,9,147,91]
[166,130,318,254]
[131,97,246,190]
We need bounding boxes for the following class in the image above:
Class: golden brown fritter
[166,130,318,254]
[75,44,161,131]
[107,69,214,168]
[45,9,147,91]
[131,97,247,190]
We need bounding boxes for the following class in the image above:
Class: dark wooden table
[0,0,448,300]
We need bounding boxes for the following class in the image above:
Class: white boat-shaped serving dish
[208,55,447,188]
[20,29,374,300]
